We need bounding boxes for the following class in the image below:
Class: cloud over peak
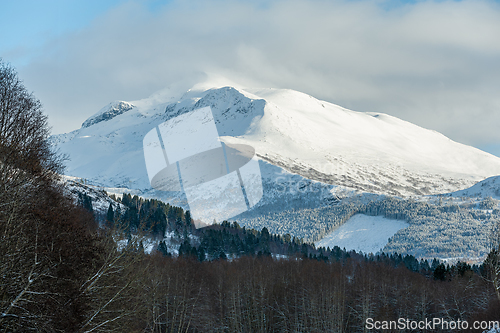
[12,0,500,156]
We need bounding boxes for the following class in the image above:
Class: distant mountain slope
[449,175,500,199]
[51,79,500,210]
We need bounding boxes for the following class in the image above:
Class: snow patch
[315,214,409,254]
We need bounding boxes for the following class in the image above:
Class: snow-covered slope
[51,79,500,212]
[228,87,500,196]
[61,175,125,215]
[449,175,500,199]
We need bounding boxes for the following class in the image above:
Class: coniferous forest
[1,59,500,332]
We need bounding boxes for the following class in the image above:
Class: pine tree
[197,245,206,262]
[433,263,447,281]
[185,210,192,226]
[106,203,115,227]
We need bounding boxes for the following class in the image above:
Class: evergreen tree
[106,203,114,227]
[78,193,93,213]
[218,249,227,260]
[433,263,447,281]
[157,241,170,256]
[197,245,206,262]
[185,210,192,226]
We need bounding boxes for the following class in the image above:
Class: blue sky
[2,0,500,157]
[3,0,489,67]
[1,1,119,63]
[0,0,188,66]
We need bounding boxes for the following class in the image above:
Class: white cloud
[13,0,500,154]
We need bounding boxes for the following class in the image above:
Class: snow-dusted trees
[480,196,498,210]
[237,194,499,259]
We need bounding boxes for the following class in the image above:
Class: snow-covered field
[315,214,409,254]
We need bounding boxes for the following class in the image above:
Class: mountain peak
[82,101,135,128]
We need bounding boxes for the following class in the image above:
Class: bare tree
[486,221,500,302]
[0,61,159,332]
[0,59,97,332]
[0,60,62,182]
[77,229,149,333]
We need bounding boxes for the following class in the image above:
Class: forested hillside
[236,195,500,259]
[75,190,500,332]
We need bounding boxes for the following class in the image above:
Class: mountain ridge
[51,81,500,205]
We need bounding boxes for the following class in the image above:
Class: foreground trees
[0,59,61,186]
[136,254,499,333]
[0,60,145,332]
[0,59,93,331]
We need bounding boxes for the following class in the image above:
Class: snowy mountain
[51,79,500,217]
